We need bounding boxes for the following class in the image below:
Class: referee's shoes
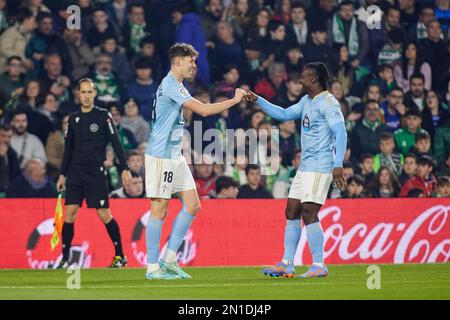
[109,256,128,268]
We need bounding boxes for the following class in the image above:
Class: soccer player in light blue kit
[145,43,246,280]
[246,62,347,278]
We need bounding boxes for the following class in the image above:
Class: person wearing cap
[394,108,429,154]
[399,155,437,197]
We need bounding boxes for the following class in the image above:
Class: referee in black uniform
[56,78,132,268]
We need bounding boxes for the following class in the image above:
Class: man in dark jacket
[350,100,390,161]
[0,124,21,194]
[237,165,273,199]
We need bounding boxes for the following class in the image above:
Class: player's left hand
[332,167,346,190]
[121,170,132,188]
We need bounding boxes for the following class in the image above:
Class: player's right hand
[233,88,246,103]
[56,175,65,193]
[245,90,258,103]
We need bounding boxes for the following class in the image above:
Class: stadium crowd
[0,0,449,199]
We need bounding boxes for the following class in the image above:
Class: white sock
[313,262,324,268]
[164,249,177,263]
[147,263,160,273]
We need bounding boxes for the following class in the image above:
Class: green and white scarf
[332,14,359,56]
[130,22,146,53]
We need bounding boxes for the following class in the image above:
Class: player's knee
[285,207,300,220]
[151,208,168,220]
[186,201,201,215]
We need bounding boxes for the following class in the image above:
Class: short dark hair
[291,1,305,11]
[7,55,22,64]
[364,99,379,111]
[339,1,354,9]
[410,72,425,83]
[77,78,95,90]
[268,19,284,33]
[437,176,450,187]
[139,36,155,48]
[379,131,394,142]
[390,86,404,95]
[379,63,394,72]
[129,3,145,13]
[0,123,12,131]
[347,174,364,186]
[36,11,53,23]
[304,62,330,90]
[407,188,424,197]
[343,161,354,169]
[130,170,141,179]
[417,155,435,170]
[134,58,154,70]
[245,164,260,175]
[415,131,431,143]
[11,109,28,120]
[127,150,141,159]
[388,27,404,44]
[216,176,238,194]
[287,71,301,83]
[404,153,417,161]
[168,43,199,63]
[360,153,374,162]
[16,7,33,23]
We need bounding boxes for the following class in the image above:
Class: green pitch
[0,264,449,300]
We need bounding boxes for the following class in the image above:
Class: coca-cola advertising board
[0,198,449,268]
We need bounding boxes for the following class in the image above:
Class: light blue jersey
[146,72,192,159]
[257,91,346,173]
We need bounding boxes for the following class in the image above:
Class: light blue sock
[282,219,301,264]
[146,215,163,264]
[167,206,195,253]
[306,222,324,264]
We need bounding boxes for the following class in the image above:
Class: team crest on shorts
[90,123,99,132]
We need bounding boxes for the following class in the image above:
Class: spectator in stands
[399,153,417,185]
[380,87,406,132]
[274,71,302,109]
[358,153,376,187]
[434,115,450,166]
[341,174,366,198]
[10,109,47,167]
[351,83,381,116]
[368,166,401,198]
[126,58,157,121]
[213,21,245,78]
[435,0,450,34]
[421,90,449,139]
[409,132,433,158]
[373,64,397,96]
[38,93,58,127]
[420,20,449,95]
[39,52,71,103]
[407,188,425,197]
[173,4,210,86]
[330,79,351,119]
[400,155,437,197]
[26,11,71,77]
[286,1,309,46]
[331,44,354,96]
[94,36,130,84]
[0,7,36,72]
[432,176,450,197]
[6,158,56,198]
[110,171,145,198]
[284,44,304,76]
[394,108,428,155]
[404,73,427,112]
[62,28,95,81]
[214,175,239,199]
[121,3,152,57]
[212,64,240,100]
[350,100,389,161]
[266,19,290,62]
[86,8,117,48]
[108,105,138,152]
[45,114,67,178]
[105,0,128,30]
[120,98,149,145]
[374,131,404,176]
[307,0,336,39]
[246,8,271,43]
[273,0,291,25]
[254,62,286,101]
[0,124,21,194]
[194,154,217,199]
[408,3,435,42]
[224,152,248,186]
[394,42,432,92]
[201,0,224,43]
[0,0,8,34]
[0,56,27,102]
[132,36,162,82]
[302,22,333,69]
[127,149,144,178]
[398,0,419,33]
[378,27,404,66]
[331,1,369,68]
[226,0,252,39]
[91,53,122,108]
[237,164,273,199]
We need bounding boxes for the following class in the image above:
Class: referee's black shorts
[65,164,110,209]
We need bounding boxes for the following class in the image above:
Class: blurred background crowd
[0,0,449,199]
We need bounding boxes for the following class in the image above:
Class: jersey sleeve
[165,82,192,106]
[321,98,345,128]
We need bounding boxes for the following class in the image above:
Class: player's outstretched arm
[183,88,246,117]
[245,90,302,121]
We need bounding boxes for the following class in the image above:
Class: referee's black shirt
[60,106,129,175]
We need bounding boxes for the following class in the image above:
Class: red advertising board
[0,198,449,269]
